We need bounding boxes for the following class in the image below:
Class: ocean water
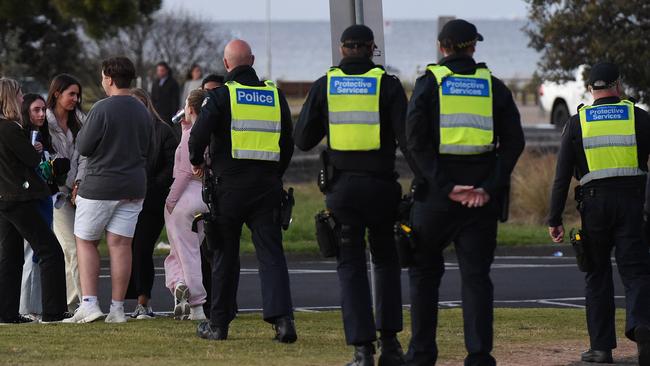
[216,19,540,83]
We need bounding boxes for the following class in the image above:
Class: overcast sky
[163,0,529,21]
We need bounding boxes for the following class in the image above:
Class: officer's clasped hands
[448,185,490,208]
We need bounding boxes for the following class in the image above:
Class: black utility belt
[576,184,643,200]
[336,169,397,180]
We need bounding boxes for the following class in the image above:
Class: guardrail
[284,126,560,183]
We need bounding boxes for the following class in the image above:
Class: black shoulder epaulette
[628,97,637,105]
[577,103,585,113]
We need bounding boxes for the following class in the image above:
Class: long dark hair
[185,63,201,81]
[21,93,46,129]
[22,93,54,153]
[46,74,83,139]
[130,88,165,124]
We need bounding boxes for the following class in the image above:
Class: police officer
[405,19,524,366]
[294,24,413,366]
[189,39,297,343]
[548,62,650,365]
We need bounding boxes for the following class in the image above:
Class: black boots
[345,336,405,366]
[196,321,228,340]
[636,325,650,366]
[378,336,406,366]
[197,317,298,343]
[346,344,376,366]
[580,349,613,363]
[273,316,298,343]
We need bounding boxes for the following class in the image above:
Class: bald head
[223,39,254,72]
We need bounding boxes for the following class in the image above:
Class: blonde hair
[187,89,207,115]
[0,78,22,122]
[130,88,165,123]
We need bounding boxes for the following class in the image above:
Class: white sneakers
[189,305,206,321]
[173,282,191,320]
[62,302,104,323]
[62,302,126,323]
[105,305,127,323]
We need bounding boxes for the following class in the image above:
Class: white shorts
[74,196,144,241]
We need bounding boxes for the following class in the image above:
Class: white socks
[110,300,124,311]
[81,296,98,307]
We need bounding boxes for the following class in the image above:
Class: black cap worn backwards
[340,24,374,46]
[588,62,619,89]
[438,19,484,48]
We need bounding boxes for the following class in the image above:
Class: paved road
[97,255,626,314]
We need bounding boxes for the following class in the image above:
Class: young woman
[180,63,203,106]
[46,74,85,312]
[126,88,177,319]
[18,94,53,319]
[0,78,68,323]
[164,89,208,320]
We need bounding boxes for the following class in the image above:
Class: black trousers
[126,189,166,300]
[326,173,403,345]
[0,200,67,319]
[407,201,498,366]
[580,186,650,350]
[209,183,293,328]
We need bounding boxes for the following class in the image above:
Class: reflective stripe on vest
[578,100,645,185]
[428,65,495,155]
[227,80,281,162]
[326,67,384,151]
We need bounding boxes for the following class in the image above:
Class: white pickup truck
[538,66,591,128]
[539,65,647,128]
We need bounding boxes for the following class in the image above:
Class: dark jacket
[406,53,525,209]
[188,65,294,189]
[294,57,415,175]
[151,76,180,127]
[548,96,650,226]
[146,117,178,194]
[0,118,50,201]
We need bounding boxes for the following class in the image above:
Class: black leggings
[0,200,67,319]
[126,191,166,300]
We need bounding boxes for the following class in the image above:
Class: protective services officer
[188,39,297,343]
[548,62,650,366]
[405,19,525,366]
[294,24,414,366]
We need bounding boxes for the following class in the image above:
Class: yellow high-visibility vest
[227,80,281,161]
[326,67,384,151]
[428,65,494,155]
[578,100,645,185]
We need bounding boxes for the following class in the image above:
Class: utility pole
[328,0,385,66]
[266,0,272,80]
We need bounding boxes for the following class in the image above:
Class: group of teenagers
[0,59,225,325]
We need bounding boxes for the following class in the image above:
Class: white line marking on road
[133,296,626,316]
[537,300,585,308]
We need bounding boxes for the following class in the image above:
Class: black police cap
[438,19,484,47]
[340,24,374,44]
[588,62,619,89]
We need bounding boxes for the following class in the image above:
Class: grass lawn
[98,183,553,257]
[0,309,628,365]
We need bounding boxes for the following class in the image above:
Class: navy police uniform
[548,62,650,364]
[294,24,414,366]
[405,19,525,366]
[189,65,296,341]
